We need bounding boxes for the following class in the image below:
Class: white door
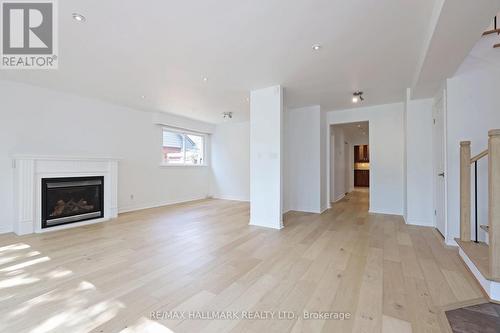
[433,93,446,237]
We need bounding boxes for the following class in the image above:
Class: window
[162,129,205,166]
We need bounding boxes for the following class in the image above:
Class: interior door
[433,93,446,237]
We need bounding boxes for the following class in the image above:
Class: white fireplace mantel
[13,155,119,235]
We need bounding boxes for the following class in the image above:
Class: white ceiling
[455,17,500,77]
[411,1,500,98]
[0,0,498,123]
[333,122,369,143]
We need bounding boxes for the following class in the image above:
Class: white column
[249,85,283,229]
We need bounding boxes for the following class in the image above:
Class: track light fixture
[72,13,86,22]
[352,91,364,103]
[223,112,233,121]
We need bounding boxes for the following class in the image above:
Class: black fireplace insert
[41,176,104,228]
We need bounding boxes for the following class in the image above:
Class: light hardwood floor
[0,191,485,333]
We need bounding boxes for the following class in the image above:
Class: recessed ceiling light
[312,44,321,51]
[72,13,86,22]
[203,77,208,82]
[141,95,146,100]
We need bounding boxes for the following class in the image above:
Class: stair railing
[471,148,488,243]
[460,129,500,279]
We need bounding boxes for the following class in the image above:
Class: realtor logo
[1,0,58,69]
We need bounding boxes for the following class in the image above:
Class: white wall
[320,110,328,211]
[406,98,434,226]
[210,122,250,201]
[327,103,405,215]
[403,89,409,222]
[331,126,348,202]
[0,80,213,233]
[446,66,500,243]
[329,131,336,202]
[284,106,323,213]
[153,112,215,134]
[320,110,330,212]
[250,86,283,229]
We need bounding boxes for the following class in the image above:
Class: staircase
[456,129,500,302]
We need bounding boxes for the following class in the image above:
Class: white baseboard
[15,221,34,235]
[333,194,345,203]
[446,238,458,247]
[249,218,283,230]
[368,209,402,216]
[284,207,324,214]
[212,195,250,202]
[118,197,207,214]
[0,226,13,235]
[406,218,435,227]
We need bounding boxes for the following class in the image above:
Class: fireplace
[41,176,104,228]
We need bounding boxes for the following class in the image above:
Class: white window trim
[160,127,208,167]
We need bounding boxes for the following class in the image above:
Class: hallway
[301,191,485,332]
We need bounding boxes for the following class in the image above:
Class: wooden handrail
[483,28,500,36]
[471,149,489,163]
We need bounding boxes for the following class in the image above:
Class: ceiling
[411,1,500,98]
[333,122,369,143]
[0,0,498,123]
[455,22,500,77]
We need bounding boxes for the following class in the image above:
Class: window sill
[159,164,208,168]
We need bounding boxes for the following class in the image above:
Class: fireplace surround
[13,155,118,235]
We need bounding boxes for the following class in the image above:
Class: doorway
[330,122,370,204]
[354,144,370,188]
[433,93,446,238]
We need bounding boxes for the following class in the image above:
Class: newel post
[489,129,500,279]
[460,141,471,242]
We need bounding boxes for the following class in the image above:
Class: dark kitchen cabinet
[354,145,370,163]
[354,170,370,187]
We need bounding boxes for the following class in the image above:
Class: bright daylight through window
[162,129,205,166]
